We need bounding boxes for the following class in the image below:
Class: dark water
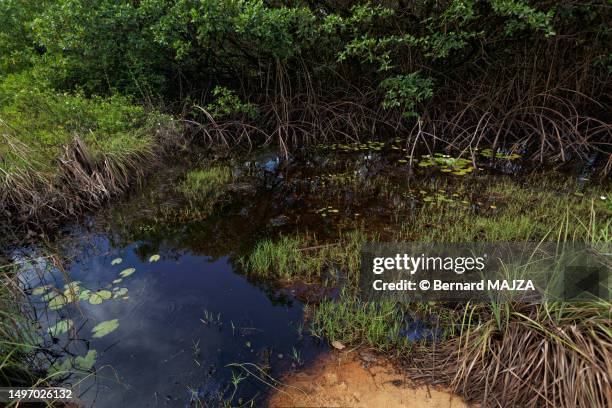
[20,230,319,407]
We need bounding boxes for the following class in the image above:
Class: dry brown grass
[412,302,612,407]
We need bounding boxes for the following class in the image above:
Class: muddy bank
[268,350,470,408]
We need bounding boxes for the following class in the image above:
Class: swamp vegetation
[0,1,611,407]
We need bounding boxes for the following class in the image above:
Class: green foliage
[1,0,607,131]
[0,72,164,175]
[205,87,258,120]
[380,73,434,118]
[176,166,233,211]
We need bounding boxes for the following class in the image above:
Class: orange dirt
[268,350,470,408]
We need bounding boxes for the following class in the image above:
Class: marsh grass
[0,269,49,390]
[306,183,611,407]
[176,166,233,211]
[242,231,365,284]
[0,73,180,234]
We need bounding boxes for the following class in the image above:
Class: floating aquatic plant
[315,206,340,217]
[31,285,50,296]
[417,153,475,175]
[74,350,97,370]
[88,290,112,305]
[149,254,161,262]
[119,267,136,277]
[47,319,73,336]
[480,148,521,160]
[111,258,123,265]
[112,287,128,298]
[91,319,119,338]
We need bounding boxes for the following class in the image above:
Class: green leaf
[48,319,73,336]
[113,288,128,298]
[149,254,161,262]
[32,285,50,296]
[48,295,68,310]
[120,267,136,277]
[75,350,97,370]
[42,291,58,302]
[111,258,123,265]
[91,319,119,338]
[88,293,103,305]
[78,289,92,301]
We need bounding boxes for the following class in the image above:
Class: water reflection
[23,236,319,407]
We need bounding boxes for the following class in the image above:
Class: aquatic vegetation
[119,267,136,277]
[176,166,234,211]
[149,254,161,262]
[479,148,521,160]
[111,258,123,265]
[74,350,98,371]
[47,319,73,337]
[417,154,475,176]
[315,206,340,217]
[0,73,180,235]
[52,350,98,373]
[310,289,413,356]
[91,319,119,338]
[242,231,365,284]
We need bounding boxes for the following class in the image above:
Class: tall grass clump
[176,166,233,210]
[0,73,180,233]
[0,269,48,389]
[242,231,365,284]
[310,289,413,356]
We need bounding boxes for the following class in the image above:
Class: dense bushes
[0,1,610,165]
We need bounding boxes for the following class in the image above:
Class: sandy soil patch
[268,350,470,408]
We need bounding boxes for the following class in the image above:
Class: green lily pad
[91,319,119,338]
[120,268,136,278]
[75,350,97,370]
[112,278,123,284]
[48,319,73,337]
[42,291,58,302]
[78,289,92,301]
[88,293,103,305]
[111,258,123,265]
[48,295,68,310]
[32,285,50,296]
[88,290,112,305]
[113,288,128,298]
[149,254,161,262]
[63,281,81,290]
[50,358,73,374]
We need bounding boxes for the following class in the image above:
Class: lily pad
[113,288,128,298]
[88,290,112,305]
[42,291,58,302]
[98,290,112,300]
[120,268,136,278]
[112,278,123,284]
[78,289,92,301]
[32,285,50,296]
[48,319,73,337]
[75,350,97,370]
[149,254,161,263]
[48,295,68,310]
[111,258,123,265]
[91,319,119,338]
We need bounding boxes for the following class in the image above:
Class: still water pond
[20,229,319,407]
